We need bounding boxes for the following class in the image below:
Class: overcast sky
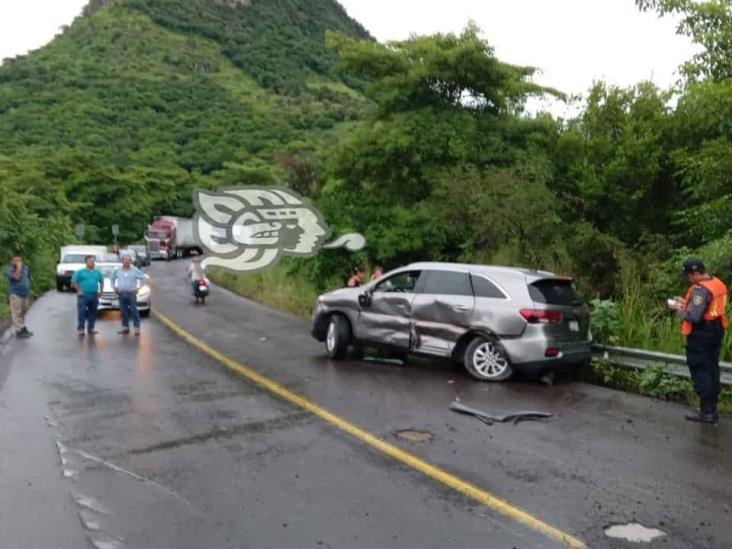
[0,0,698,114]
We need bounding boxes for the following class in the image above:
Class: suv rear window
[529,279,583,306]
[471,275,506,299]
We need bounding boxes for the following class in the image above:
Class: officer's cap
[679,258,706,278]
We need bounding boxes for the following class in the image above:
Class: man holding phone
[669,259,728,423]
[5,253,32,339]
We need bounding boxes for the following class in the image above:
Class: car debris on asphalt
[449,399,554,426]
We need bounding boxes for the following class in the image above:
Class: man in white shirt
[113,253,146,335]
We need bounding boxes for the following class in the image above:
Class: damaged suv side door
[410,270,475,356]
[356,270,422,350]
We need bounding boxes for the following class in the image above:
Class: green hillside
[0,0,369,255]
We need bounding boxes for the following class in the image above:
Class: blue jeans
[686,321,724,414]
[118,291,140,329]
[77,293,99,332]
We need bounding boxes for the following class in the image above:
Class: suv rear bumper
[501,337,592,370]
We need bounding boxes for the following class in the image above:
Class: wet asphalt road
[1,260,730,549]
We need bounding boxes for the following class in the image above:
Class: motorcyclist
[186,256,207,294]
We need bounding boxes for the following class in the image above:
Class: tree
[314,24,566,274]
[671,78,732,246]
[637,0,732,82]
[554,82,677,245]
[327,22,561,115]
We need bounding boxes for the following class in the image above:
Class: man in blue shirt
[5,253,32,339]
[71,256,104,336]
[113,253,146,335]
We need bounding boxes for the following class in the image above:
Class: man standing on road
[5,253,33,339]
[72,255,104,336]
[113,253,146,336]
[669,259,728,423]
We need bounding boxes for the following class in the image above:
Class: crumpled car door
[410,270,475,356]
[356,271,421,349]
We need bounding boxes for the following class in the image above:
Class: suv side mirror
[358,292,372,307]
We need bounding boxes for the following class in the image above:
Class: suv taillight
[519,308,562,324]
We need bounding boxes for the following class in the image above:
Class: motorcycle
[193,278,210,304]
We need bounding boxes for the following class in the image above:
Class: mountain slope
[0,0,370,247]
[124,0,371,92]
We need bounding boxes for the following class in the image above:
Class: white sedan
[96,263,152,316]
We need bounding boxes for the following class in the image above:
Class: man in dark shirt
[5,253,33,339]
[669,259,728,423]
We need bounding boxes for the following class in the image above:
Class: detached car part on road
[311,262,592,381]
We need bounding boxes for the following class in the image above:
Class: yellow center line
[153,309,586,548]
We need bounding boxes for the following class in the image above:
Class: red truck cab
[145,218,177,260]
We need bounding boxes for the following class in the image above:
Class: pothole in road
[604,522,666,543]
[395,429,433,443]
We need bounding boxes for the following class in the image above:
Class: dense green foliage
[306,27,567,282]
[0,0,368,305]
[123,0,370,93]
[310,25,729,299]
[307,8,731,358]
[637,0,732,82]
[0,0,729,363]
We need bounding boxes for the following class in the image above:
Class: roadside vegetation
[581,360,732,413]
[0,0,730,372]
[210,261,325,318]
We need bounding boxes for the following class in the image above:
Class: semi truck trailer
[144,216,200,260]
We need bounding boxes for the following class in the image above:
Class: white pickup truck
[56,245,107,291]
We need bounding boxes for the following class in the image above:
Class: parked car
[56,245,107,291]
[96,262,152,317]
[311,262,592,381]
[121,248,144,269]
[127,244,151,267]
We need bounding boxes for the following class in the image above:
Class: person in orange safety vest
[669,259,728,423]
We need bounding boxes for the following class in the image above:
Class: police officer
[669,259,728,423]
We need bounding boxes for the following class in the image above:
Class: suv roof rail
[405,261,556,278]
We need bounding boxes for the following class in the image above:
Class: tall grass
[209,262,324,318]
[611,264,731,361]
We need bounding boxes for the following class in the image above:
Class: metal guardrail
[592,344,732,386]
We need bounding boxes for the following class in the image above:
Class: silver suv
[311,262,592,381]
